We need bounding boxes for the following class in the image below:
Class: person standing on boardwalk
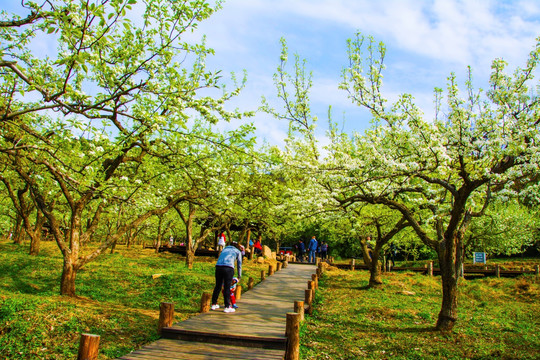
[308,236,318,263]
[296,239,305,262]
[211,242,242,313]
[320,241,328,260]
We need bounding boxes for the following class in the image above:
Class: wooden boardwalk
[118,263,316,360]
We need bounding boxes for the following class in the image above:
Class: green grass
[0,240,267,359]
[302,267,540,359]
[1,240,538,359]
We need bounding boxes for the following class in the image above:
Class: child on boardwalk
[223,277,239,309]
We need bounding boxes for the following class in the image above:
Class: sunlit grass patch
[0,240,270,359]
[302,267,540,360]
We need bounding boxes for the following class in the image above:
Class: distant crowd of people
[293,236,328,263]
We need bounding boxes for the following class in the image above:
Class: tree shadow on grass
[0,256,59,295]
[337,319,436,334]
[326,283,371,291]
[381,325,437,333]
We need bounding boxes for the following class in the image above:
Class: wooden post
[200,293,211,313]
[277,262,282,271]
[285,312,301,360]
[268,264,274,276]
[308,280,315,296]
[350,258,355,271]
[77,334,100,360]
[158,302,174,333]
[316,268,322,279]
[235,285,242,301]
[283,260,288,268]
[261,269,266,281]
[428,261,433,276]
[535,265,539,279]
[312,274,318,289]
[247,277,254,290]
[382,256,386,272]
[294,300,305,322]
[305,289,313,315]
[495,264,501,278]
[316,257,320,266]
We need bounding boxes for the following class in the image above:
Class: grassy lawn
[302,266,540,359]
[0,240,267,359]
[1,239,538,359]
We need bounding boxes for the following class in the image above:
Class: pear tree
[338,33,540,331]
[0,0,250,296]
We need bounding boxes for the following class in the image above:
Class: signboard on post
[473,252,486,264]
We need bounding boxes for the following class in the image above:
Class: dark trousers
[212,266,234,307]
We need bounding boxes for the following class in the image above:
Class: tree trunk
[436,238,460,331]
[12,214,24,244]
[155,216,164,253]
[126,229,133,248]
[28,211,46,256]
[368,248,383,287]
[245,228,251,252]
[186,249,195,269]
[29,232,41,255]
[60,258,77,296]
[436,268,458,330]
[110,239,117,254]
[155,233,162,254]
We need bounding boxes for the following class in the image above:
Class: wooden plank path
[118,263,317,360]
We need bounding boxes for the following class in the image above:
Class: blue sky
[2,0,540,148]
[190,0,540,147]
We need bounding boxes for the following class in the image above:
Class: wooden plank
[119,339,284,360]
[149,339,283,358]
[161,328,286,349]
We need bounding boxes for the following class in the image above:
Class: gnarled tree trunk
[60,256,77,297]
[186,249,195,269]
[368,249,383,286]
[436,229,465,331]
[12,214,24,244]
[28,211,46,255]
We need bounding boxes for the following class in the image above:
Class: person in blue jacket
[211,242,242,313]
[296,239,305,262]
[308,236,318,263]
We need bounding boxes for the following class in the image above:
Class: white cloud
[193,0,540,148]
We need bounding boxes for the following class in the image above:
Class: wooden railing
[333,261,540,278]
